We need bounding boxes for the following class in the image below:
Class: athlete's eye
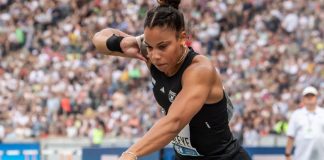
[145,45,153,51]
[158,45,167,50]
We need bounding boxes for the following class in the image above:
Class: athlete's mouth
[156,63,167,67]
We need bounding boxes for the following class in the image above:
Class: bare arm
[119,62,217,159]
[92,28,147,61]
[285,136,294,160]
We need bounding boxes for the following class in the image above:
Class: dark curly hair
[144,0,185,38]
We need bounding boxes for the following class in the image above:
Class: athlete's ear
[179,31,187,46]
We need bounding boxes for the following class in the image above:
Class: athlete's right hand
[121,36,147,62]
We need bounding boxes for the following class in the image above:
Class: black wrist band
[106,34,124,53]
[285,153,291,157]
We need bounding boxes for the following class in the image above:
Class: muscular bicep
[92,29,151,64]
[166,64,214,129]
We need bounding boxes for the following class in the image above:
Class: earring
[176,45,188,64]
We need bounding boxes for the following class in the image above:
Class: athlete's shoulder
[182,54,215,84]
[189,54,214,73]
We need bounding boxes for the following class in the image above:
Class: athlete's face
[144,26,186,75]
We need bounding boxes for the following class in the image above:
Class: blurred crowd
[0,0,323,146]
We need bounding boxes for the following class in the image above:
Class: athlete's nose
[149,49,161,61]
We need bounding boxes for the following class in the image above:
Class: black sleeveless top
[150,48,240,159]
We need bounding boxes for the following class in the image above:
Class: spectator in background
[90,117,105,146]
[273,115,288,135]
[285,86,324,160]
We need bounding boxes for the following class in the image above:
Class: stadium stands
[0,0,323,147]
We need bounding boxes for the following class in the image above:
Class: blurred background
[0,0,323,160]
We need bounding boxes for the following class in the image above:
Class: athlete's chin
[155,64,168,71]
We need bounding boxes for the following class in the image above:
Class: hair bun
[157,0,181,9]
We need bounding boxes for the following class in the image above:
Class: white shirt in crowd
[282,13,298,33]
[287,106,324,160]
